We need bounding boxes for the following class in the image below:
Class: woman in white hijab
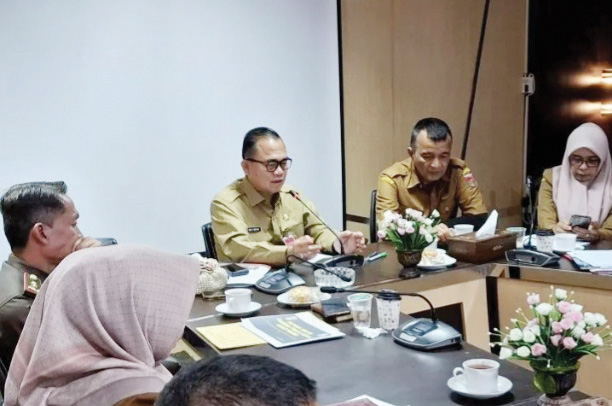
[4,244,200,406]
[538,122,612,241]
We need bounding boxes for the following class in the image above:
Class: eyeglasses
[569,155,600,168]
[245,157,293,172]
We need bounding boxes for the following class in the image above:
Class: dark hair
[410,117,452,149]
[157,355,317,406]
[0,181,68,251]
[242,127,281,159]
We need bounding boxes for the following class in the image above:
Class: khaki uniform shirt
[0,254,45,370]
[211,178,337,266]
[376,157,487,221]
[538,168,612,240]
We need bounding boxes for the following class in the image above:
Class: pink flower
[377,230,386,240]
[560,317,574,330]
[566,311,583,323]
[397,228,406,235]
[581,332,594,344]
[531,343,547,357]
[405,225,415,233]
[562,337,577,350]
[527,293,540,306]
[526,318,539,327]
[557,301,571,314]
[550,335,562,347]
[551,321,564,334]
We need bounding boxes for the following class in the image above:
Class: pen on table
[365,251,387,264]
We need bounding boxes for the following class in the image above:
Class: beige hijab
[552,122,612,225]
[4,244,199,406]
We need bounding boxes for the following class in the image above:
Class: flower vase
[396,249,422,279]
[530,361,580,406]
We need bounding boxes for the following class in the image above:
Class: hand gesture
[573,222,600,242]
[336,230,366,254]
[553,221,572,234]
[287,236,322,261]
[435,223,452,243]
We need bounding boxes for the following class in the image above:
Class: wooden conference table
[183,242,605,405]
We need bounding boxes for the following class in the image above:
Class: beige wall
[341,0,527,228]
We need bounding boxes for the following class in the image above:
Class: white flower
[509,328,523,341]
[383,211,395,221]
[555,288,568,300]
[529,325,541,336]
[424,233,433,243]
[535,303,553,316]
[570,304,583,313]
[431,209,440,218]
[423,218,433,226]
[571,327,586,340]
[522,330,536,343]
[594,313,607,327]
[592,334,604,346]
[577,320,586,329]
[502,336,509,345]
[516,346,531,357]
[499,347,513,359]
[584,312,598,327]
[419,227,428,236]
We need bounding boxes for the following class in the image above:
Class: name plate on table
[447,230,516,264]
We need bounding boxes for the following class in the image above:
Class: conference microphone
[289,190,344,255]
[286,255,353,282]
[320,286,437,322]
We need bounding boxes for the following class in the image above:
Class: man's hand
[573,222,601,242]
[335,230,366,254]
[553,221,572,234]
[73,237,101,252]
[287,236,322,261]
[435,223,452,243]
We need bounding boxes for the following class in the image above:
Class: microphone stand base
[399,266,421,279]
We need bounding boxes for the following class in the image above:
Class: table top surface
[185,242,597,405]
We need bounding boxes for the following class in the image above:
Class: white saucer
[215,302,262,317]
[418,249,457,270]
[447,375,512,399]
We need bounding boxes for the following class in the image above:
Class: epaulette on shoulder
[23,271,41,298]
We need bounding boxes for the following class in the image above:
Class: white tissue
[360,328,387,339]
[475,210,498,239]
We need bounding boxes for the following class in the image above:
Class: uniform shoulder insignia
[462,167,478,187]
[23,271,41,297]
[380,174,395,186]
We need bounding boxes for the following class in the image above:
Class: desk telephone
[505,249,560,267]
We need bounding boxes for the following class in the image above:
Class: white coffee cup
[554,233,577,252]
[225,288,252,313]
[454,224,474,235]
[453,358,499,393]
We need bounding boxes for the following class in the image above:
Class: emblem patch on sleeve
[462,167,478,187]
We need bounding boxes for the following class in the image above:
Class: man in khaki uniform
[0,181,99,372]
[211,127,365,266]
[376,117,487,242]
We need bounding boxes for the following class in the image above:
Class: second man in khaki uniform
[211,127,366,266]
[376,117,487,242]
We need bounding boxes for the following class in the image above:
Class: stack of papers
[196,323,267,350]
[567,251,612,274]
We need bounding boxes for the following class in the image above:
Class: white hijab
[5,244,199,406]
[552,122,612,225]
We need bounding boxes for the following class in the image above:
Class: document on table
[196,323,267,350]
[325,395,405,406]
[568,250,612,269]
[241,311,345,348]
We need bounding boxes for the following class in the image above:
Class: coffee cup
[554,233,577,252]
[454,224,474,236]
[225,288,252,313]
[453,358,499,393]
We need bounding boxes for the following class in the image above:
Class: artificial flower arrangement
[377,209,441,251]
[492,286,611,368]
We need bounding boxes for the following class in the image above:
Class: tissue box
[447,230,516,264]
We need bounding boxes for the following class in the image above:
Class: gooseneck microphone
[286,255,352,282]
[320,286,437,323]
[288,190,345,255]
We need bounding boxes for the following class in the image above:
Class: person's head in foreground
[0,181,94,272]
[409,117,453,185]
[157,354,318,406]
[4,244,200,406]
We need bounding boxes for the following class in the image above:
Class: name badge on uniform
[248,226,261,233]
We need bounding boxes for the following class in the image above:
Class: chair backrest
[201,223,217,259]
[369,189,377,243]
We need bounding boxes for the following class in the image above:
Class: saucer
[215,302,262,318]
[447,375,512,399]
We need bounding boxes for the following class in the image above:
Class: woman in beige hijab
[4,244,200,406]
[538,122,612,241]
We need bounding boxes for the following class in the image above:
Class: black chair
[201,223,217,260]
[369,190,377,243]
[0,357,7,398]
